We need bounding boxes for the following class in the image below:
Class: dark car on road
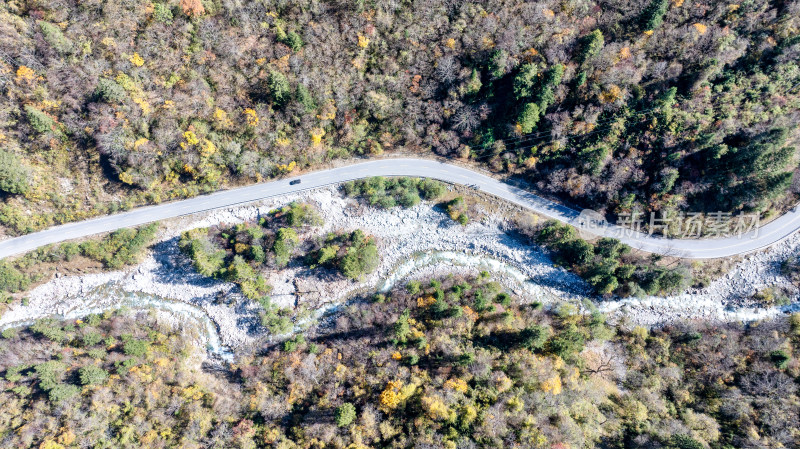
[290,179,301,185]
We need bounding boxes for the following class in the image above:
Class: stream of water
[1,282,235,361]
[378,250,568,302]
[2,250,573,361]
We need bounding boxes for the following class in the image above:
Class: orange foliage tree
[180,0,205,16]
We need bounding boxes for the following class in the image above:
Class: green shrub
[339,230,379,280]
[82,331,103,347]
[770,349,791,369]
[179,229,226,277]
[25,105,56,134]
[315,245,339,267]
[518,103,541,134]
[87,348,107,359]
[335,403,357,427]
[114,358,138,375]
[38,21,73,54]
[640,0,669,31]
[35,361,66,391]
[30,319,65,343]
[85,314,102,327]
[48,384,80,403]
[153,3,174,24]
[123,339,149,357]
[283,202,323,227]
[1,327,18,339]
[268,71,291,106]
[273,228,299,267]
[283,335,305,352]
[0,261,30,293]
[95,78,127,103]
[260,308,292,334]
[0,151,30,195]
[62,242,81,261]
[668,434,704,449]
[513,63,539,100]
[398,190,421,208]
[343,177,444,208]
[78,364,108,385]
[418,179,446,200]
[4,365,25,382]
[81,224,158,269]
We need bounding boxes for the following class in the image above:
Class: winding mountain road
[0,158,797,260]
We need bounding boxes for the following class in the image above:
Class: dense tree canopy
[2,276,800,447]
[0,0,797,235]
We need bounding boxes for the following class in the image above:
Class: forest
[0,0,798,236]
[2,274,800,448]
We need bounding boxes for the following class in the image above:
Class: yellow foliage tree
[39,441,65,449]
[444,377,468,393]
[16,65,35,83]
[183,130,199,146]
[540,376,562,395]
[276,161,296,174]
[310,128,325,146]
[600,85,623,104]
[214,108,233,128]
[134,138,149,150]
[693,23,708,35]
[244,108,259,127]
[421,395,454,421]
[417,296,436,308]
[128,52,144,67]
[379,381,402,410]
[200,139,217,158]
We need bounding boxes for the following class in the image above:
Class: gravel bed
[3,186,800,354]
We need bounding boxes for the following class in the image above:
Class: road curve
[0,158,796,260]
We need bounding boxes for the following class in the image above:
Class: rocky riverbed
[2,185,800,356]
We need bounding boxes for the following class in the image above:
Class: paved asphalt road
[0,158,796,260]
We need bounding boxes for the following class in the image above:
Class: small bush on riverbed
[0,262,31,293]
[343,177,445,208]
[79,223,158,269]
[0,225,158,298]
[309,229,379,280]
[446,196,469,225]
[533,220,691,297]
